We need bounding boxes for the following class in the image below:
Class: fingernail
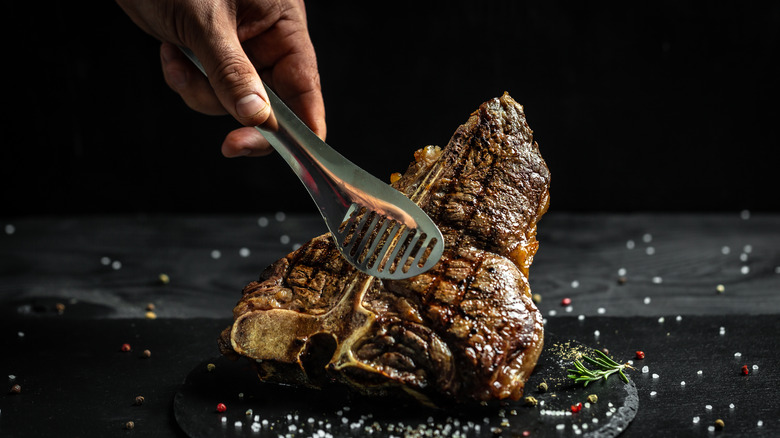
[236,94,267,119]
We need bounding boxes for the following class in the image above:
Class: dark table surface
[1,212,779,437]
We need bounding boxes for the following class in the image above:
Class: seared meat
[219,93,551,403]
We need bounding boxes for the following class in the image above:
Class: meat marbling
[218,93,551,404]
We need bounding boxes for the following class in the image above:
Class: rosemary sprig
[567,350,632,386]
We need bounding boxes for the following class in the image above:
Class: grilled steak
[219,93,551,403]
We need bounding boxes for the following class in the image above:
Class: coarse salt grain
[743,244,752,253]
[597,307,606,314]
[676,315,682,322]
[571,280,580,288]
[210,250,221,259]
[643,297,651,304]
[721,246,731,255]
[239,247,250,257]
[275,211,286,222]
[646,247,656,255]
[729,403,735,409]
[642,366,649,373]
[643,233,653,243]
[258,217,269,227]
[4,224,15,235]
[740,209,750,220]
[708,426,715,432]
[626,240,635,249]
[280,235,290,244]
[752,364,759,370]
[101,256,111,265]
[741,266,750,274]
[658,317,665,323]
[697,370,703,375]
[594,330,601,338]
[578,315,585,321]
[652,374,659,379]
[652,276,662,284]
[548,310,557,316]
[111,260,122,270]
[618,268,627,276]
[740,253,749,262]
[680,381,686,386]
[705,404,713,410]
[734,352,742,358]
[757,420,764,427]
[650,391,657,397]
[693,416,700,424]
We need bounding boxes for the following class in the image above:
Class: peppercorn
[216,403,227,413]
[121,343,131,352]
[125,421,135,430]
[537,382,548,393]
[617,276,627,285]
[10,384,21,394]
[570,402,582,413]
[635,351,645,360]
[142,349,151,359]
[145,311,157,319]
[587,394,598,404]
[55,303,66,314]
[715,419,725,430]
[134,396,145,405]
[146,303,156,311]
[158,273,170,285]
[207,363,216,372]
[561,297,572,306]
[523,396,538,407]
[532,293,542,304]
[742,365,749,375]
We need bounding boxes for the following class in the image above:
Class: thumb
[194,36,271,127]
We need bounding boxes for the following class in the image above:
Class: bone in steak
[218,93,551,403]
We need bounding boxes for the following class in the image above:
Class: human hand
[116,0,326,157]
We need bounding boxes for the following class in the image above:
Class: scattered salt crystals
[578,314,585,321]
[719,327,726,335]
[556,424,565,431]
[341,418,348,424]
[697,370,703,376]
[111,260,122,270]
[234,421,243,428]
[626,240,635,249]
[692,416,700,424]
[571,280,580,288]
[652,373,659,379]
[308,417,315,424]
[251,423,261,432]
[280,235,290,244]
[254,415,260,422]
[775,266,780,274]
[757,420,764,427]
[740,209,750,220]
[658,317,665,323]
[752,364,759,370]
[650,391,657,397]
[743,243,752,252]
[676,315,682,322]
[239,247,251,257]
[646,246,656,255]
[652,276,662,284]
[705,404,713,411]
[643,297,651,304]
[734,352,742,358]
[274,211,286,222]
[17,331,24,338]
[716,284,725,293]
[680,381,686,386]
[4,224,15,235]
[739,253,749,262]
[101,256,111,265]
[643,233,653,243]
[729,403,735,409]
[221,417,227,424]
[288,424,297,432]
[565,305,573,313]
[597,307,606,314]
[642,366,649,373]
[618,268,627,276]
[258,217,269,227]
[292,243,302,250]
[210,250,222,259]
[594,330,601,338]
[740,266,750,275]
[721,245,731,255]
[548,310,557,317]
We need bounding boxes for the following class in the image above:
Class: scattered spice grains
[635,351,645,360]
[120,343,132,352]
[523,396,538,407]
[715,419,725,430]
[125,421,135,430]
[10,384,21,394]
[134,396,145,406]
[145,311,157,319]
[158,273,170,284]
[142,349,151,359]
[537,382,548,393]
[216,403,227,413]
[587,394,598,404]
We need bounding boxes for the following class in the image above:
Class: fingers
[160,43,226,116]
[221,127,274,157]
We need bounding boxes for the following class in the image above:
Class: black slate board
[173,333,638,438]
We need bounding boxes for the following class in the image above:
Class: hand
[116,0,326,157]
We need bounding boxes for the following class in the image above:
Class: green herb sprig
[567,350,632,386]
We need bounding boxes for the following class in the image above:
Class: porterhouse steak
[218,93,551,403]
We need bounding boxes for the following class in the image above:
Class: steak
[218,93,551,403]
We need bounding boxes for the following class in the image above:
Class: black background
[4,2,779,215]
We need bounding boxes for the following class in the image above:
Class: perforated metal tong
[180,48,444,279]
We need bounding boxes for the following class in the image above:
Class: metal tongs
[180,47,444,279]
